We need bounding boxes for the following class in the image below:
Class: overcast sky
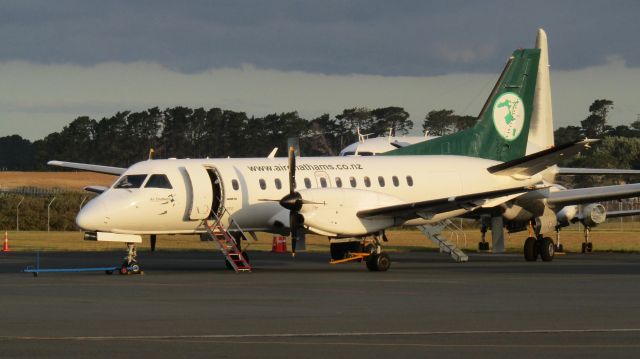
[1,0,639,140]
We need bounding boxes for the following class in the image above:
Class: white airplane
[50,29,599,272]
[340,30,640,256]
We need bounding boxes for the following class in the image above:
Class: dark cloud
[0,0,638,76]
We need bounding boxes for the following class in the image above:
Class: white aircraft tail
[526,28,555,155]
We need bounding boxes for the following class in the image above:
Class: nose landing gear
[120,243,143,275]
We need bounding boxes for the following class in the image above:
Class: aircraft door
[314,171,331,188]
[183,164,213,220]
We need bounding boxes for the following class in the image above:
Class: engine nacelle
[533,207,557,235]
[297,188,405,237]
[580,203,607,227]
[556,205,578,227]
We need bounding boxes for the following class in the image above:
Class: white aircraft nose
[76,198,107,231]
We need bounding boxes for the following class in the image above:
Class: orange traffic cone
[2,231,10,252]
[271,236,287,253]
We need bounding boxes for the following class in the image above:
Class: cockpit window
[114,174,147,189]
[145,174,173,189]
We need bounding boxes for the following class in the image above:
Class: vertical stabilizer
[526,28,554,154]
[385,41,541,162]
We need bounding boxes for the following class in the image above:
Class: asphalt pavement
[1,249,640,358]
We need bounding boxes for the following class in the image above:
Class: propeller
[265,147,323,256]
[280,146,301,256]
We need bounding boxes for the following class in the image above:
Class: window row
[231,175,414,191]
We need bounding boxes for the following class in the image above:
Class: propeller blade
[288,146,296,194]
[290,211,298,256]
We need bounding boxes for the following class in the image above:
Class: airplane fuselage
[77,155,541,237]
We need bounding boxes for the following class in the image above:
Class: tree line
[1,99,639,174]
[0,106,473,170]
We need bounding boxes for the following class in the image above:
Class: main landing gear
[330,237,391,272]
[478,224,490,251]
[581,226,594,253]
[554,227,564,253]
[120,243,143,275]
[523,235,554,262]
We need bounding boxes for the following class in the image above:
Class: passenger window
[349,176,357,188]
[145,174,173,189]
[319,177,327,188]
[378,176,385,187]
[406,175,414,187]
[275,178,282,190]
[364,176,371,187]
[392,176,399,187]
[232,179,239,190]
[259,179,266,190]
[115,174,147,189]
[335,177,342,188]
[304,178,312,188]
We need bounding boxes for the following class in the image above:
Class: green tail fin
[384,48,541,162]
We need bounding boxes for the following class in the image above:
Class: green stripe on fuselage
[384,49,540,162]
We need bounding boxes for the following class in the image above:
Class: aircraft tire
[581,243,587,253]
[524,237,538,261]
[366,254,379,271]
[539,237,554,262]
[375,253,391,272]
[587,243,593,252]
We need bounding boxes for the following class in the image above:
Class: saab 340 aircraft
[50,29,600,272]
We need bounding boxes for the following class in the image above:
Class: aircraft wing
[390,140,413,148]
[487,139,598,178]
[48,160,126,175]
[606,209,640,219]
[547,183,640,207]
[357,185,538,219]
[557,167,640,175]
[84,185,109,194]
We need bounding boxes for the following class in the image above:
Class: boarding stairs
[203,207,252,272]
[417,219,468,262]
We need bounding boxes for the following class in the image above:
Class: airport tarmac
[1,249,640,358]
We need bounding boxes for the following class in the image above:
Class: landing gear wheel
[330,243,348,260]
[366,253,391,272]
[587,242,593,253]
[478,242,490,251]
[581,242,587,253]
[524,237,538,261]
[539,237,555,262]
[554,244,564,253]
[119,260,142,275]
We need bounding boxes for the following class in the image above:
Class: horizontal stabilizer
[48,160,126,175]
[557,167,640,175]
[487,139,598,178]
[357,185,538,219]
[548,183,640,206]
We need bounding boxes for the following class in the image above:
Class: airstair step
[417,222,468,263]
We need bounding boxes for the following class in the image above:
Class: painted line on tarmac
[2,328,640,341]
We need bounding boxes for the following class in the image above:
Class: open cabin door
[184,164,213,220]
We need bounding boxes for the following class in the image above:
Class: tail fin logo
[492,92,525,141]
